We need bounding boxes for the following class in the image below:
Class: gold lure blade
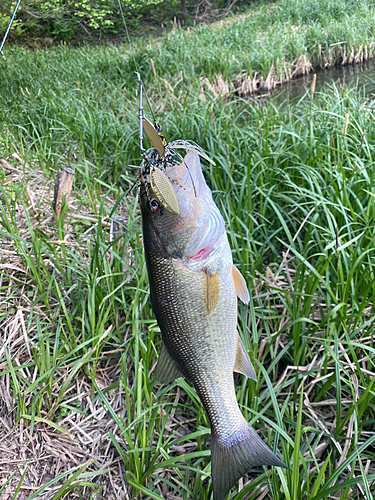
[150,167,179,215]
[143,117,165,156]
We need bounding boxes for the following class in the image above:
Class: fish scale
[140,150,286,500]
[146,250,242,436]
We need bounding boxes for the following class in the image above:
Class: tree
[0,0,242,42]
[0,0,164,40]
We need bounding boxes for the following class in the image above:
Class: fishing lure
[136,72,179,215]
[149,166,179,215]
[135,72,215,216]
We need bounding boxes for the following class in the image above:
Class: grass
[1,0,375,497]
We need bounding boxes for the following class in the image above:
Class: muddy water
[271,59,375,101]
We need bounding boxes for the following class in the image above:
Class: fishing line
[0,0,22,60]
[117,0,134,58]
[116,1,158,127]
[138,73,157,125]
[117,0,146,91]
[116,1,198,204]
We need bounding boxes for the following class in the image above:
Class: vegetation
[1,0,375,498]
[2,0,375,90]
[0,0,246,44]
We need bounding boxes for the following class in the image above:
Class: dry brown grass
[0,156,128,499]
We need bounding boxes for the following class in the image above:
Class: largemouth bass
[140,150,285,500]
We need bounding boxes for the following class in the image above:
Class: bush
[0,0,249,44]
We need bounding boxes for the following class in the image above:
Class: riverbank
[1,0,375,177]
[160,0,375,94]
[2,0,375,101]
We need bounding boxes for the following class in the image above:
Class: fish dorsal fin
[205,269,220,313]
[232,265,250,304]
[155,342,184,384]
[234,334,257,381]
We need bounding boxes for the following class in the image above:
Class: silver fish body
[140,150,285,499]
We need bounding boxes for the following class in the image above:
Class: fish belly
[150,250,237,382]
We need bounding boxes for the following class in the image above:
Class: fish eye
[150,197,159,211]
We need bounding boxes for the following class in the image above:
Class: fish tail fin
[211,424,286,500]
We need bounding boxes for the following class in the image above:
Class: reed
[1,3,375,497]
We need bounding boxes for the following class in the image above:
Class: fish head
[140,150,225,261]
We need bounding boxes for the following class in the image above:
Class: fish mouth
[138,181,148,206]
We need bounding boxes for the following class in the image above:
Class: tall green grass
[2,76,375,497]
[1,5,375,497]
[1,0,375,158]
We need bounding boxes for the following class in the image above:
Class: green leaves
[0,0,166,41]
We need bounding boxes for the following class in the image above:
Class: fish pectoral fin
[205,268,220,313]
[155,342,184,384]
[234,334,257,381]
[232,265,250,304]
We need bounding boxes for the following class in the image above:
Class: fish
[139,149,286,500]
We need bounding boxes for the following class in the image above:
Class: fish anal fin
[155,342,183,384]
[211,424,286,500]
[234,335,257,381]
[205,269,220,313]
[232,265,250,304]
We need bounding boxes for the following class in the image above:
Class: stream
[271,59,375,100]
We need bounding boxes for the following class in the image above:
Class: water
[269,59,375,101]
